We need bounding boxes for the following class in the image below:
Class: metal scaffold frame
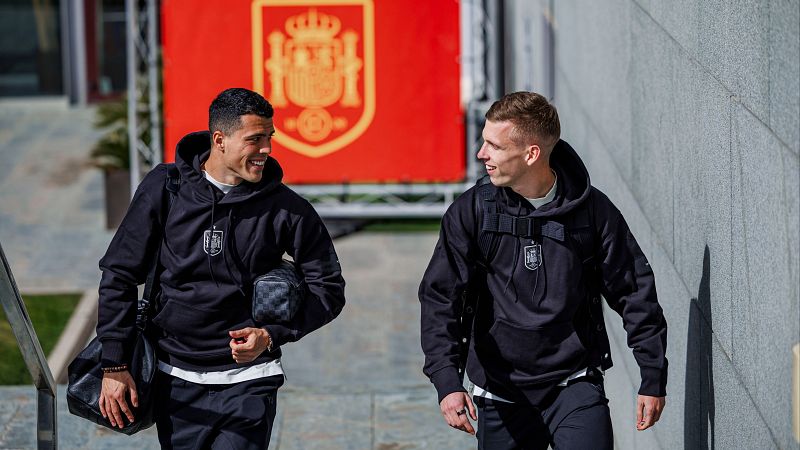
[126,0,162,192]
[128,0,502,217]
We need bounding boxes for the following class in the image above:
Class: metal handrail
[0,241,57,449]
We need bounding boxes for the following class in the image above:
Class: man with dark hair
[420,91,667,449]
[97,87,346,448]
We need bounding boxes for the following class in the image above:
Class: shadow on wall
[684,246,716,449]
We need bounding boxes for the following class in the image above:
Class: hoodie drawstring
[223,208,246,297]
[206,185,247,296]
[540,244,547,304]
[207,185,219,287]
[533,237,549,307]
[501,199,548,306]
[502,201,521,301]
[502,238,518,298]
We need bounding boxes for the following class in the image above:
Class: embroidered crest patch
[203,229,223,256]
[524,244,542,271]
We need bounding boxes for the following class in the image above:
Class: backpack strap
[137,164,181,330]
[165,164,181,201]
[562,190,612,369]
[482,214,566,242]
[456,176,496,381]
[476,177,566,265]
[475,176,499,266]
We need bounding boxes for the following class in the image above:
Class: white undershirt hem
[158,359,285,384]
[469,366,604,403]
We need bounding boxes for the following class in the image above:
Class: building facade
[0,0,126,103]
[503,0,800,448]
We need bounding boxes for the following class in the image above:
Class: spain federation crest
[524,244,542,271]
[252,0,375,158]
[203,229,224,256]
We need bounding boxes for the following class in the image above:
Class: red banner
[162,0,463,183]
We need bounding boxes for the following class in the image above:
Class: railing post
[37,389,57,449]
[0,241,58,449]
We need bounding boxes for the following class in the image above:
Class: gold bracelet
[102,365,129,373]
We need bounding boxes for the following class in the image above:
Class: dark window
[0,0,64,96]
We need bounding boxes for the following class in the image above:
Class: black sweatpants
[154,371,283,450]
[475,379,613,450]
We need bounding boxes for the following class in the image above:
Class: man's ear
[526,144,541,166]
[212,130,226,151]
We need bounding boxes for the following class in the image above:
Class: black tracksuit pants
[475,379,613,450]
[154,371,283,450]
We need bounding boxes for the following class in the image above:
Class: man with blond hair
[420,92,667,449]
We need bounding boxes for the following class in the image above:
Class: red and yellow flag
[162,0,463,183]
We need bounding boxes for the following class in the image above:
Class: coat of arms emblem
[203,229,224,256]
[524,244,542,271]
[252,0,375,158]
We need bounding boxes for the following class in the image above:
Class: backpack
[456,176,606,381]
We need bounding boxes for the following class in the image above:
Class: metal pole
[126,0,140,197]
[37,390,57,450]
[66,0,88,106]
[485,0,504,100]
[0,242,57,449]
[545,0,555,101]
[147,0,162,165]
[59,0,73,103]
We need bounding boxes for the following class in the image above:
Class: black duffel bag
[66,165,179,434]
[66,316,157,435]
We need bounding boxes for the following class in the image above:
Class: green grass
[362,219,442,232]
[0,293,82,385]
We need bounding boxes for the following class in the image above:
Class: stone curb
[47,289,97,384]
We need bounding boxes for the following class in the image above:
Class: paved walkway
[0,232,476,449]
[0,98,113,293]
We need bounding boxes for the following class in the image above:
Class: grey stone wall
[504,0,800,448]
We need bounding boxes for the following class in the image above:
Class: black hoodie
[98,131,345,371]
[420,140,667,405]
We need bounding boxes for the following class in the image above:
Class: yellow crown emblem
[253,0,375,158]
[285,9,341,42]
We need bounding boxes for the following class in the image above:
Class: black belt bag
[252,259,306,323]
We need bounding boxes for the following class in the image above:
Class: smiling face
[207,114,275,185]
[477,120,535,190]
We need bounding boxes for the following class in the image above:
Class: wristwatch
[264,328,274,352]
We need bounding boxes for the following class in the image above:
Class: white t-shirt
[203,170,237,194]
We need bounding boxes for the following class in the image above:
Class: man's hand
[99,371,138,429]
[636,395,665,430]
[229,327,272,363]
[440,391,477,435]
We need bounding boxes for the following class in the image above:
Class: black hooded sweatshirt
[98,131,345,371]
[420,140,667,405]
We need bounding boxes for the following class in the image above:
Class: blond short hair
[485,92,560,149]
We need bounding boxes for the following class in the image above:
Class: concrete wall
[504,0,800,448]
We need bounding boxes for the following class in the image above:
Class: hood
[498,139,591,217]
[175,130,284,204]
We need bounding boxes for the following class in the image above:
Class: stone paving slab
[0,98,112,293]
[0,385,475,450]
